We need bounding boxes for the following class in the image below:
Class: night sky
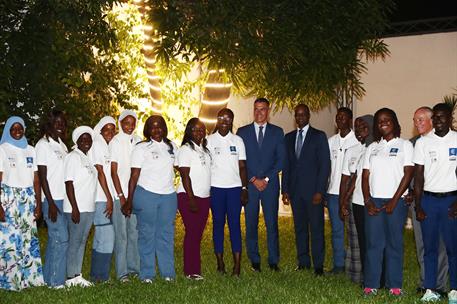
[390,0,457,23]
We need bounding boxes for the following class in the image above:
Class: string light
[151,97,163,105]
[149,84,162,91]
[147,74,160,80]
[151,106,162,113]
[204,83,232,88]
[143,44,154,50]
[142,25,153,31]
[144,57,156,64]
[208,69,225,74]
[201,97,230,106]
[199,117,217,124]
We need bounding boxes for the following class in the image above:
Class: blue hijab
[0,116,28,149]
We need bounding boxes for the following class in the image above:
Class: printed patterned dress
[0,184,44,291]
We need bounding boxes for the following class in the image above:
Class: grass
[0,214,447,304]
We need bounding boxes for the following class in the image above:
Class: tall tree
[149,0,392,113]
[0,0,146,142]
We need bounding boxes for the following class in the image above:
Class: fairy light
[204,83,232,89]
[199,117,217,124]
[151,106,162,113]
[149,84,162,91]
[208,69,226,74]
[151,97,163,105]
[147,74,160,80]
[144,57,156,64]
[142,25,153,31]
[143,44,154,50]
[201,97,230,106]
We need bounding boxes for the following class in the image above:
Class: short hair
[373,108,401,141]
[432,103,452,117]
[337,107,353,119]
[414,106,433,117]
[254,97,270,106]
[295,104,310,113]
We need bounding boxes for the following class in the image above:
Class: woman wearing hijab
[0,116,44,291]
[339,115,373,284]
[177,118,212,280]
[64,126,97,288]
[90,116,116,282]
[361,108,414,297]
[109,110,141,281]
[36,110,69,288]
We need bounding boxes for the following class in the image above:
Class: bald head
[413,106,433,135]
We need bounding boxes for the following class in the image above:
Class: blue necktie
[258,126,264,148]
[296,129,303,158]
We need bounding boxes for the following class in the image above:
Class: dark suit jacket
[236,123,285,190]
[282,126,330,200]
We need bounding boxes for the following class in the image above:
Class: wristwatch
[264,177,270,183]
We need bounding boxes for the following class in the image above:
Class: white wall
[355,32,457,138]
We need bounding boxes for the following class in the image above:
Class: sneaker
[49,284,65,290]
[164,277,174,282]
[389,288,403,296]
[186,274,204,281]
[421,289,441,302]
[119,275,130,283]
[65,276,79,287]
[75,275,93,287]
[449,290,457,304]
[142,279,153,284]
[363,288,378,297]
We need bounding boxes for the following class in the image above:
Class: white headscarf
[118,109,137,136]
[72,126,93,145]
[94,116,116,145]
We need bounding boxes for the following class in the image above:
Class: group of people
[0,98,455,303]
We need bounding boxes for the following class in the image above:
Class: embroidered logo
[389,148,399,156]
[449,148,457,161]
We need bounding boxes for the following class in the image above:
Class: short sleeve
[341,149,351,176]
[91,142,104,166]
[172,142,179,166]
[64,153,78,182]
[237,137,247,161]
[130,144,145,168]
[30,147,38,172]
[177,145,192,167]
[109,138,121,163]
[403,140,414,166]
[35,140,48,166]
[363,143,374,170]
[413,137,426,165]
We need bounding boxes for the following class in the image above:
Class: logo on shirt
[8,157,16,168]
[26,157,33,168]
[229,146,238,155]
[150,152,159,160]
[214,147,221,155]
[389,148,399,157]
[429,151,438,163]
[54,150,64,160]
[450,148,457,161]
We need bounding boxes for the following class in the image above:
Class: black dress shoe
[251,263,261,272]
[269,264,280,271]
[314,268,324,276]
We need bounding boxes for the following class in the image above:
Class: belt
[424,190,457,198]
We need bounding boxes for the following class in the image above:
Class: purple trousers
[178,193,210,276]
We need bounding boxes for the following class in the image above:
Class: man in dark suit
[236,97,285,272]
[282,104,330,275]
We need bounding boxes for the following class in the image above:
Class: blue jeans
[364,198,408,289]
[112,198,140,278]
[90,201,114,281]
[421,194,457,290]
[210,187,242,254]
[327,194,345,268]
[43,199,68,287]
[133,186,177,280]
[65,212,94,278]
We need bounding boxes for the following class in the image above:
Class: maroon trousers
[177,193,210,276]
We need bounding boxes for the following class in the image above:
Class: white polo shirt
[413,130,457,193]
[63,149,97,213]
[91,139,113,202]
[131,140,178,194]
[207,132,246,188]
[109,133,141,197]
[35,137,68,201]
[327,130,359,195]
[342,142,366,206]
[0,143,37,188]
[177,143,212,198]
[363,137,414,198]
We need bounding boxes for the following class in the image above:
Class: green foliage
[0,0,146,143]
[150,0,393,111]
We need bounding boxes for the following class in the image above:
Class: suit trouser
[364,198,408,289]
[290,195,324,270]
[245,185,279,265]
[411,203,448,290]
[178,193,210,276]
[210,187,242,254]
[327,194,346,268]
[421,194,457,290]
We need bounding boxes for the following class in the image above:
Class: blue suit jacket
[236,123,285,190]
[281,126,330,200]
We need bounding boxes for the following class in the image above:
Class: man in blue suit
[282,104,330,275]
[236,97,285,272]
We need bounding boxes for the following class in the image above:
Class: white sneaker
[421,289,441,302]
[186,274,204,281]
[75,275,93,287]
[142,279,153,284]
[164,277,174,282]
[65,276,79,287]
[48,284,65,289]
[449,290,457,304]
